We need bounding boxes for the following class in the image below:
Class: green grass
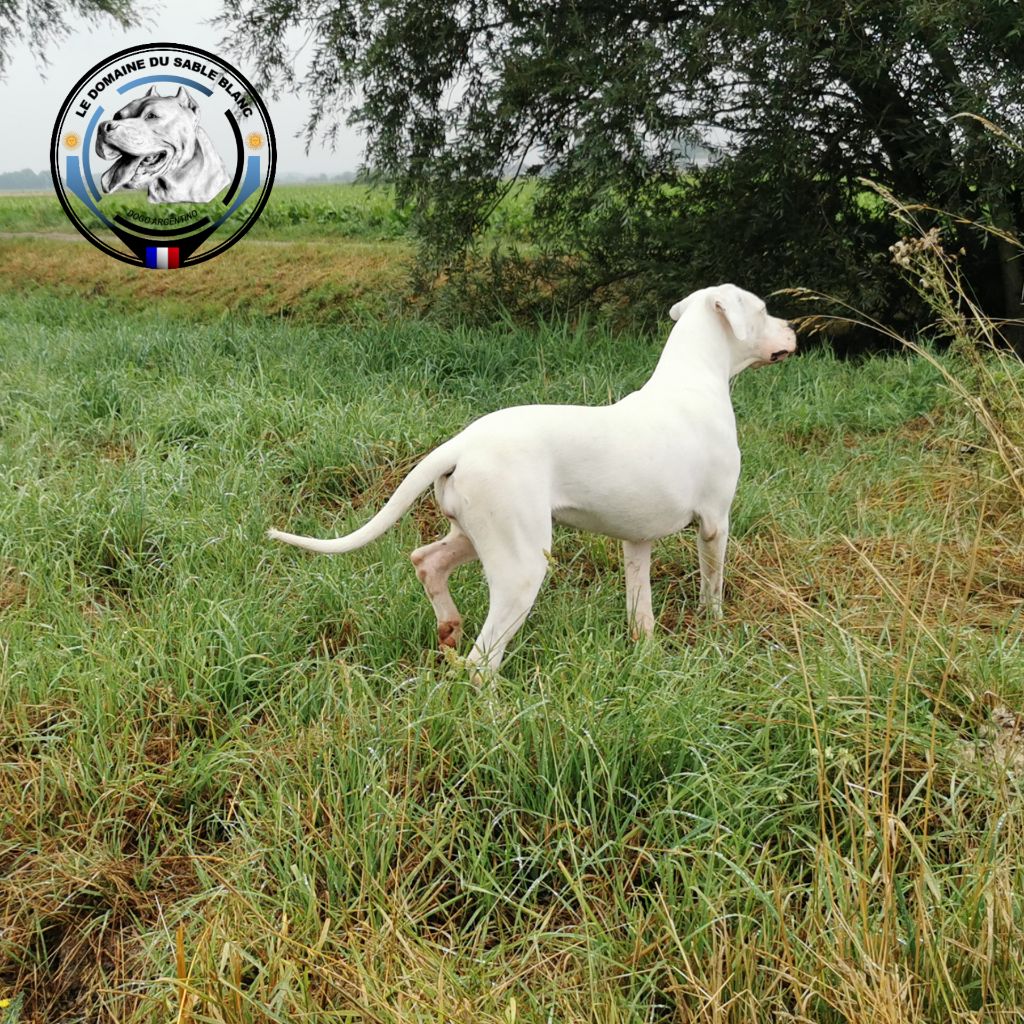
[1,288,1023,1022]
[0,181,539,242]
[0,183,408,240]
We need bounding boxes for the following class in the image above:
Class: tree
[0,0,138,75]
[213,1,1024,331]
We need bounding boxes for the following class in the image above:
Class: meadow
[1,187,1023,1023]
[0,182,537,242]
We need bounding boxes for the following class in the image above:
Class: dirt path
[0,230,85,242]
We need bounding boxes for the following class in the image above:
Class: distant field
[0,181,554,325]
[2,266,1024,1021]
[0,183,411,240]
[0,181,538,242]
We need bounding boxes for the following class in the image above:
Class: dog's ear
[712,285,750,342]
[669,294,696,322]
[175,87,199,113]
[145,85,159,97]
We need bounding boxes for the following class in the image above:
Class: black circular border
[50,42,276,267]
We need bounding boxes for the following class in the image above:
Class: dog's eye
[145,112,158,120]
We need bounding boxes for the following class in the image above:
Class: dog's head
[669,284,797,376]
[95,87,200,194]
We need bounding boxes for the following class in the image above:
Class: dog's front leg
[623,540,654,639]
[696,517,728,618]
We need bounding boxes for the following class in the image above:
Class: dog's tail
[268,438,461,555]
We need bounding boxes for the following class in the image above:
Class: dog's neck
[172,129,202,168]
[643,311,735,394]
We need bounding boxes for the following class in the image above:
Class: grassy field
[0,184,400,238]
[0,182,536,322]
[0,182,537,243]
[1,198,1024,1022]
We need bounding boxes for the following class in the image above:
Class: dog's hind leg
[410,525,477,649]
[434,464,551,675]
[461,511,551,675]
[467,549,548,674]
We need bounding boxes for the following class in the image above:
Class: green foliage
[0,0,138,74]
[250,184,411,238]
[0,183,542,245]
[0,192,59,232]
[214,1,1024,329]
[0,184,408,240]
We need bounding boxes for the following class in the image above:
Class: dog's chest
[548,406,740,540]
[551,451,727,541]
[552,498,695,542]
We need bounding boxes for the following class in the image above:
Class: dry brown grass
[0,562,28,613]
[0,236,411,320]
[729,533,1024,632]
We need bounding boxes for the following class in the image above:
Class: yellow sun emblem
[247,132,263,150]
[64,133,80,149]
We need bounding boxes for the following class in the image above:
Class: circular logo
[51,43,275,269]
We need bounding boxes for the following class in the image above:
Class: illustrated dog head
[669,284,797,376]
[95,87,230,204]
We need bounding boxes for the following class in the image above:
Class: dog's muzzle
[96,124,171,193]
[769,326,798,363]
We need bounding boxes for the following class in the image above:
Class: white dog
[270,284,797,672]
[95,87,230,203]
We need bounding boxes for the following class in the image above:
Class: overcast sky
[0,0,366,176]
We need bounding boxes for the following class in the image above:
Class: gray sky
[0,0,366,176]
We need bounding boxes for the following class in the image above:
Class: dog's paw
[438,619,462,649]
[629,620,656,642]
[441,649,487,685]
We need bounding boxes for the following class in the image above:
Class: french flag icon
[144,247,180,269]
